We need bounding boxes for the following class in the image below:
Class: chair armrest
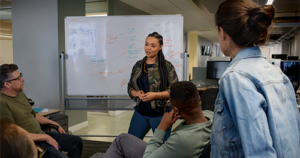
[40,124,59,131]
[199,141,211,158]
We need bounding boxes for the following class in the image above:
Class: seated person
[0,118,37,158]
[0,64,83,158]
[103,81,213,158]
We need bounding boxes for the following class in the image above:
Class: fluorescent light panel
[266,0,274,5]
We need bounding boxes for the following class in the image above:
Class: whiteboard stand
[61,51,132,113]
[183,51,189,81]
[61,52,187,113]
[61,52,66,114]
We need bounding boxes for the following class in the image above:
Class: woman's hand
[140,92,157,102]
[131,90,144,98]
[136,90,145,98]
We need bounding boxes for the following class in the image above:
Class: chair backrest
[201,88,219,111]
[199,141,211,158]
[288,77,300,93]
[28,98,35,106]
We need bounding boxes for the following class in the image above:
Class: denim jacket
[210,47,300,158]
[127,56,178,109]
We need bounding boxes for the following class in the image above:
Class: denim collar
[228,46,265,67]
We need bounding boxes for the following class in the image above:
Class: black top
[134,63,164,117]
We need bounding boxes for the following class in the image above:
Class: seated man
[0,118,37,158]
[0,64,83,158]
[103,81,213,158]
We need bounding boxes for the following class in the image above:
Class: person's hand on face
[157,107,181,132]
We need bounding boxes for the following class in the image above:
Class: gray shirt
[143,110,214,158]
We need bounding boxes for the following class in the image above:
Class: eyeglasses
[5,73,23,82]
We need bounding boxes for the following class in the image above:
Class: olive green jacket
[127,57,178,109]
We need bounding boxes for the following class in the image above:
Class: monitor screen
[207,61,230,79]
[280,61,300,79]
[272,54,287,60]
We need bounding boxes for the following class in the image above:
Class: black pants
[35,131,83,158]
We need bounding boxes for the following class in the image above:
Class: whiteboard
[65,15,183,96]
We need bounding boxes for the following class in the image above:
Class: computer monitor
[206,61,230,79]
[266,59,281,67]
[272,54,287,60]
[280,61,300,92]
[287,56,299,60]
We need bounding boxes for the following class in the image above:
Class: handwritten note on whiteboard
[65,15,183,96]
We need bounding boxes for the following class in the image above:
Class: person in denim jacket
[127,32,178,141]
[211,0,300,157]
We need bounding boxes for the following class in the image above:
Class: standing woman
[127,32,178,141]
[211,0,300,158]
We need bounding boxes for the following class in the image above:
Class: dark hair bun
[215,0,276,47]
[248,5,275,33]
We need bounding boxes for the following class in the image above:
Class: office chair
[288,76,300,93]
[28,99,63,158]
[198,141,211,158]
[201,88,219,111]
[28,99,60,131]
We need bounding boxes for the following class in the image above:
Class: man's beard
[20,84,24,92]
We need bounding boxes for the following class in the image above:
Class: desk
[197,88,208,97]
[197,87,208,92]
[197,86,218,97]
[39,109,61,116]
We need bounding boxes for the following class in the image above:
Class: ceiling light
[266,0,274,5]
[0,35,12,38]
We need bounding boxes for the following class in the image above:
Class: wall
[57,0,87,127]
[188,32,198,80]
[281,35,300,57]
[259,46,271,59]
[282,39,296,56]
[187,32,214,80]
[282,41,290,55]
[12,0,87,128]
[258,43,283,59]
[0,40,13,64]
[108,0,149,15]
[294,33,300,56]
[12,0,60,108]
[272,44,282,55]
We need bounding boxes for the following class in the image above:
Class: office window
[0,9,13,64]
[86,1,107,17]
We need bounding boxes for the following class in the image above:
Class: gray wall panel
[12,0,59,108]
[12,0,87,127]
[108,0,149,16]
